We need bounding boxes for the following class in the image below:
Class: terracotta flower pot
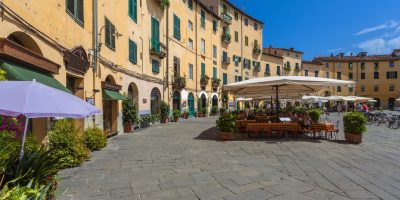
[161,117,168,123]
[219,132,235,140]
[123,122,133,133]
[345,132,363,144]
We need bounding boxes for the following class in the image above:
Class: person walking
[337,103,342,115]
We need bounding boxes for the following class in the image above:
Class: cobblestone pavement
[56,114,400,200]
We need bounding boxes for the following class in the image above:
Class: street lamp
[97,25,123,53]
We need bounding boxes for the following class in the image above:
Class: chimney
[350,52,353,57]
[290,47,294,51]
[358,52,367,57]
[338,53,344,58]
[393,49,400,57]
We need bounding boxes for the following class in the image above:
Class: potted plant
[200,75,210,90]
[216,113,237,140]
[202,107,208,117]
[160,101,170,123]
[343,112,367,144]
[182,111,189,119]
[122,97,137,133]
[219,108,226,115]
[197,99,203,117]
[172,110,180,122]
[307,109,322,123]
[211,106,218,116]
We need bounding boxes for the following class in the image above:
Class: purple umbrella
[0,80,100,159]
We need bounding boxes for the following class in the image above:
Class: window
[336,72,341,80]
[128,0,137,23]
[213,67,217,79]
[360,62,365,70]
[213,20,217,32]
[349,87,353,92]
[304,69,308,76]
[361,85,365,92]
[188,38,193,49]
[188,0,193,10]
[151,17,160,52]
[223,73,228,85]
[66,0,84,26]
[254,23,258,30]
[213,45,217,59]
[152,59,160,73]
[337,86,341,92]
[315,71,319,77]
[234,12,238,20]
[387,71,398,79]
[374,72,379,79]
[348,62,353,69]
[234,31,239,42]
[389,61,395,67]
[200,10,206,29]
[349,72,353,80]
[201,63,205,76]
[245,36,248,46]
[277,66,281,76]
[244,18,248,26]
[295,63,299,70]
[374,85,379,92]
[222,51,228,61]
[173,14,181,40]
[235,76,242,82]
[105,17,116,50]
[188,20,193,31]
[361,72,365,79]
[201,39,205,54]
[325,63,329,68]
[389,84,395,92]
[265,64,270,72]
[128,39,137,64]
[374,62,379,68]
[188,64,193,80]
[326,72,329,78]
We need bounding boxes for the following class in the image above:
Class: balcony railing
[222,55,231,64]
[253,65,261,72]
[150,38,167,59]
[221,33,231,44]
[253,45,262,55]
[221,12,232,24]
[173,74,186,90]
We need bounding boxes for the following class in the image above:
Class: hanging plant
[159,0,170,11]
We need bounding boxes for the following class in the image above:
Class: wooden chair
[310,124,325,138]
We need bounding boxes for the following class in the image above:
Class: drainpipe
[92,0,98,125]
[165,6,169,102]
[195,2,198,96]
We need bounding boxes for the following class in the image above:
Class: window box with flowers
[253,44,262,55]
[212,78,221,91]
[158,0,170,11]
[284,66,291,71]
[173,74,186,90]
[200,75,210,90]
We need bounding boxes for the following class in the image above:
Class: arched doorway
[212,95,218,108]
[7,32,43,55]
[201,94,207,110]
[128,82,139,110]
[151,88,161,115]
[173,90,181,111]
[388,98,395,110]
[188,93,195,117]
[103,75,118,135]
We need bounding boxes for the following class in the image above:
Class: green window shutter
[188,0,193,10]
[213,20,217,32]
[223,73,227,85]
[213,67,217,79]
[151,17,160,52]
[66,0,75,16]
[201,63,205,76]
[173,15,181,40]
[129,40,137,64]
[110,23,116,49]
[133,0,137,22]
[76,0,84,25]
[105,18,110,48]
[152,59,160,73]
[128,0,137,22]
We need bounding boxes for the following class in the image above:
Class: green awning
[0,59,70,93]
[103,89,126,101]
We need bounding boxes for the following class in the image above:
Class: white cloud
[357,36,400,54]
[355,20,400,36]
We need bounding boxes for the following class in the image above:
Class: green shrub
[48,120,90,168]
[122,98,138,124]
[160,101,170,118]
[83,127,106,151]
[216,113,237,132]
[219,108,226,115]
[343,112,367,135]
[307,109,322,123]
[172,110,180,120]
[0,180,50,200]
[211,106,218,114]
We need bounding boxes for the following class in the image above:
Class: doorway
[188,93,194,117]
[173,91,181,111]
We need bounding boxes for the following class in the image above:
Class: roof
[195,0,221,20]
[262,51,283,59]
[316,54,400,62]
[223,0,264,25]
[266,47,304,54]
[302,60,323,65]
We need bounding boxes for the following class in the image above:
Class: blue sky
[229,0,400,60]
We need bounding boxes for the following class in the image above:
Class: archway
[7,32,43,55]
[212,95,218,108]
[172,90,181,111]
[188,93,195,117]
[388,98,395,110]
[103,75,118,135]
[151,88,161,115]
[128,82,139,111]
[201,94,207,110]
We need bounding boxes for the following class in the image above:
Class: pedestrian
[362,103,369,113]
[337,103,342,115]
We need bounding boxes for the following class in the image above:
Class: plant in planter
[212,78,221,88]
[343,112,367,144]
[160,101,170,123]
[159,0,170,11]
[307,109,322,123]
[200,75,210,90]
[122,97,138,133]
[172,110,180,122]
[211,106,218,116]
[219,108,226,115]
[216,113,237,140]
[197,99,203,117]
[182,111,189,119]
[173,74,186,90]
[202,107,208,117]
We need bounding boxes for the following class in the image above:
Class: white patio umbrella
[0,81,101,159]
[223,76,355,111]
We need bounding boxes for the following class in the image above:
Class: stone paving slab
[57,114,400,200]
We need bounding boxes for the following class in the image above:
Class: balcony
[172,74,186,90]
[150,38,167,59]
[200,75,210,90]
[222,55,231,65]
[253,44,262,55]
[253,65,261,72]
[221,33,231,44]
[221,12,232,24]
[264,71,271,77]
